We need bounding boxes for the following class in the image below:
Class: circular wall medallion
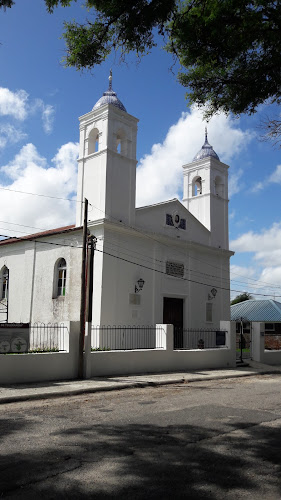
[11,337,28,353]
[0,340,11,353]
[173,212,180,228]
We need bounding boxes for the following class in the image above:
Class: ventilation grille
[166,261,184,278]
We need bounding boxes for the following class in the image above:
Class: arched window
[0,266,9,300]
[56,259,67,297]
[214,176,224,197]
[116,137,121,154]
[88,128,99,154]
[116,129,126,155]
[192,176,202,196]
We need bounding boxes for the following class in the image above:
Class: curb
[1,369,281,405]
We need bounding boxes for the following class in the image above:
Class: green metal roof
[231,300,281,322]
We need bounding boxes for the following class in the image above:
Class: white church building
[0,75,233,331]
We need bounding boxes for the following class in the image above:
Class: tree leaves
[2,0,281,119]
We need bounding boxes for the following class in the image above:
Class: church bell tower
[182,129,229,250]
[76,72,139,227]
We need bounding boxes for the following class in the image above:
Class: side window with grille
[54,258,67,298]
[0,266,9,300]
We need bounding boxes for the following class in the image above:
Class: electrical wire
[0,229,279,297]
[0,190,278,292]
[0,186,84,203]
[0,172,277,291]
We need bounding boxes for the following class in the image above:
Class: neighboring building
[0,74,233,329]
[231,299,281,351]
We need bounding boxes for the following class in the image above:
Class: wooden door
[163,297,184,348]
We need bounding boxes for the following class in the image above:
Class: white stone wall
[0,231,83,324]
[94,222,231,328]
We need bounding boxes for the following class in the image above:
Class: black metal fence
[29,323,68,352]
[91,325,164,351]
[174,328,227,350]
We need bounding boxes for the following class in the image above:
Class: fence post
[163,324,174,352]
[61,322,70,352]
[220,320,236,367]
[84,322,92,379]
[251,322,264,362]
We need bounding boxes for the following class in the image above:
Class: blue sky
[0,1,281,300]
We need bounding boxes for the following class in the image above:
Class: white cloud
[250,164,281,193]
[268,164,281,184]
[0,142,79,234]
[230,222,281,297]
[251,181,264,193]
[259,267,281,289]
[0,87,55,134]
[230,264,258,300]
[229,168,244,198]
[0,124,27,149]
[231,264,257,279]
[0,88,29,120]
[136,106,253,207]
[42,104,55,134]
[230,222,281,254]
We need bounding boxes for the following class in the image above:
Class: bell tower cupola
[182,128,229,250]
[76,72,139,227]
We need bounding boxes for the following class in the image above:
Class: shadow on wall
[1,414,281,498]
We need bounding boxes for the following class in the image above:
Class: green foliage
[231,292,253,305]
[2,347,60,354]
[2,0,281,118]
[91,346,111,351]
[0,0,14,8]
[172,1,281,117]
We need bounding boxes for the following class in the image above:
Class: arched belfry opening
[214,175,224,197]
[192,176,202,196]
[88,127,99,154]
[116,129,126,155]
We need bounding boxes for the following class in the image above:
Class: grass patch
[91,347,111,351]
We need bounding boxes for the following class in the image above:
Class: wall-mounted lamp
[208,288,217,300]
[135,278,145,293]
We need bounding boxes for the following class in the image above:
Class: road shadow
[1,416,281,499]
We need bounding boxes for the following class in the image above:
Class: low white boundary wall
[84,321,236,378]
[252,322,281,365]
[0,321,236,384]
[0,322,80,384]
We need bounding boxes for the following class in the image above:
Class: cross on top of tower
[93,71,127,112]
[193,127,220,162]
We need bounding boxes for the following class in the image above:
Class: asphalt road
[1,374,281,499]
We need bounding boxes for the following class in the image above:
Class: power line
[94,247,281,298]
[97,237,281,293]
[0,185,278,292]
[0,180,277,291]
[0,186,84,203]
[89,209,281,292]
[0,229,280,298]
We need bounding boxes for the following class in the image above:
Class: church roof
[193,128,220,162]
[0,224,79,247]
[93,71,127,112]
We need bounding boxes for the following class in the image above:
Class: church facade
[0,75,233,329]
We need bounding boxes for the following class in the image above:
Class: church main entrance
[163,297,184,349]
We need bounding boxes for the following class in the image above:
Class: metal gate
[236,320,252,361]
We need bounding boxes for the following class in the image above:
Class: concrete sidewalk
[1,361,281,404]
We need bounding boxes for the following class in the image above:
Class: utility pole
[86,234,96,323]
[78,198,88,379]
